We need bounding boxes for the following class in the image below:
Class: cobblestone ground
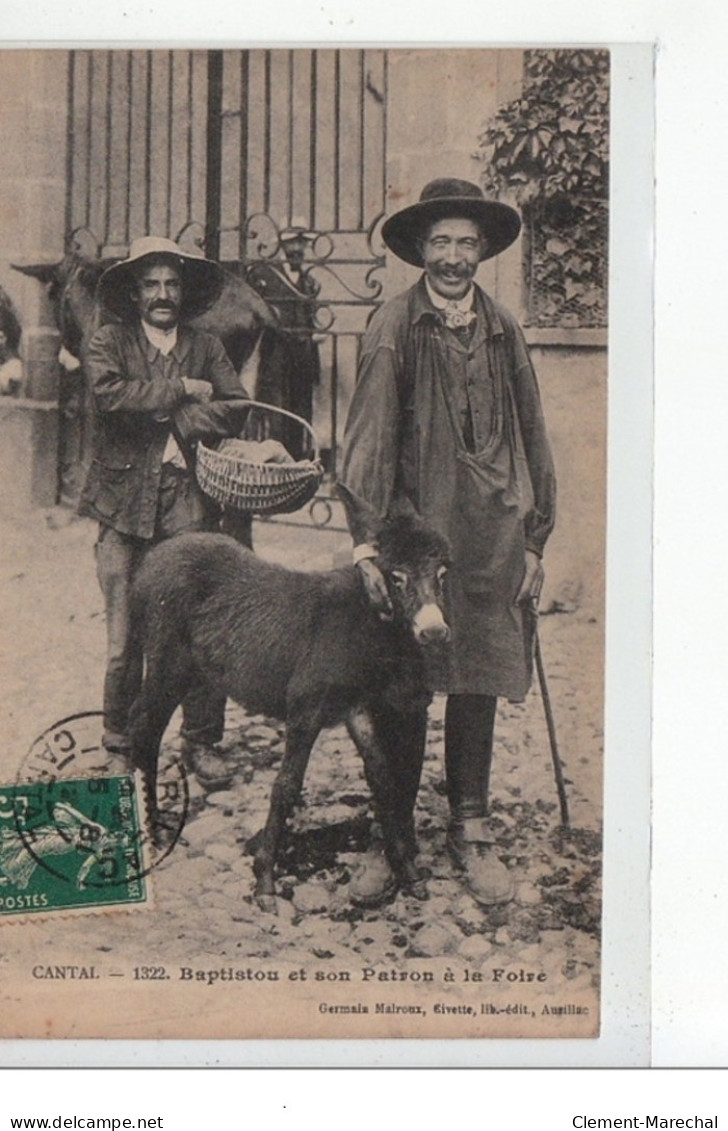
[0,503,603,995]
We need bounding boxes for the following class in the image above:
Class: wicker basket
[195,400,324,516]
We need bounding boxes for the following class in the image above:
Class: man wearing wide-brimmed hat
[79,236,251,788]
[341,179,556,907]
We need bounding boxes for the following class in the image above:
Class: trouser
[95,470,226,745]
[371,692,497,845]
[444,693,497,822]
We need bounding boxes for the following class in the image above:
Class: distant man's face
[421,217,485,300]
[132,260,183,329]
[281,235,307,270]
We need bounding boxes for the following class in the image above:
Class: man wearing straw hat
[79,236,251,789]
[340,179,556,907]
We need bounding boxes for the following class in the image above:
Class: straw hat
[97,236,225,321]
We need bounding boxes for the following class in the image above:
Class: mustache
[150,301,178,311]
[431,263,473,277]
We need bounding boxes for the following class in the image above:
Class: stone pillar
[0,50,69,507]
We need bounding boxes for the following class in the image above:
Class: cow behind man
[79,236,254,789]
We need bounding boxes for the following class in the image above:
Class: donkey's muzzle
[413,604,451,644]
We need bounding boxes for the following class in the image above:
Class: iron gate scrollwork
[205,48,389,489]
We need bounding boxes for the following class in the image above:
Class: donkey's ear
[335,482,382,545]
[67,227,101,260]
[11,261,61,285]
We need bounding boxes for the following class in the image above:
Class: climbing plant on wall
[477,49,609,328]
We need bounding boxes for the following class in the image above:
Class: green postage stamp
[0,774,149,919]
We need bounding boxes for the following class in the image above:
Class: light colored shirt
[424,279,476,328]
[141,322,185,467]
[142,322,178,355]
[424,278,475,313]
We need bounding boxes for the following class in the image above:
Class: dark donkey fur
[129,486,451,911]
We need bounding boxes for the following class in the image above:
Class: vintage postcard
[0,46,615,1043]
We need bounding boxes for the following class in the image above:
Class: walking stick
[532,613,571,827]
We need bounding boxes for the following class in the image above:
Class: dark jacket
[79,321,247,539]
[340,277,556,700]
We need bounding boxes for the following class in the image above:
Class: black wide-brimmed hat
[381,178,521,267]
[97,236,225,321]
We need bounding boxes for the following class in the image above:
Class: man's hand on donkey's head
[356,558,394,620]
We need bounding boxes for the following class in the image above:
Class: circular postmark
[10,711,188,892]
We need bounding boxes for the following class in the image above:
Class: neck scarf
[425,279,476,329]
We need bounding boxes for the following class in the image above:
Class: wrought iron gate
[65,48,389,488]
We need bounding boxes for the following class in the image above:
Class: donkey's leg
[129,645,194,839]
[252,707,323,912]
[370,701,428,862]
[347,705,426,898]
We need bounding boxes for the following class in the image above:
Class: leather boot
[349,849,398,908]
[444,693,514,904]
[349,823,398,907]
[447,816,514,905]
[180,740,234,790]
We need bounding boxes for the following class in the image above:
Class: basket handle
[241,399,320,461]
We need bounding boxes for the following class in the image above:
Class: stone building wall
[0,50,69,507]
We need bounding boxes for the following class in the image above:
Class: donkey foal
[129,488,451,911]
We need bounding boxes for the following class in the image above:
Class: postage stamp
[0,710,190,920]
[0,772,148,919]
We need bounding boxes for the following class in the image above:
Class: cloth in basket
[195,436,324,516]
